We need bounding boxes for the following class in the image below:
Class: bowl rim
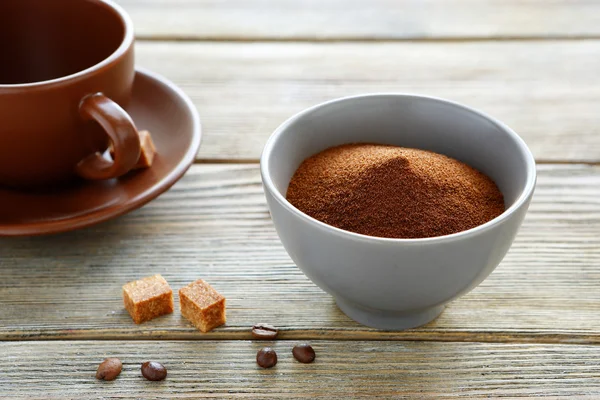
[260,93,537,244]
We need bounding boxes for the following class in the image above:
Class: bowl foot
[336,298,445,330]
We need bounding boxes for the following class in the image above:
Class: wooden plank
[134,40,600,162]
[2,340,600,398]
[115,0,600,40]
[0,164,599,342]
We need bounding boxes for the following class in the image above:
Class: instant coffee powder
[286,144,504,239]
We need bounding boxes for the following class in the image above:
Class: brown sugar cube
[134,130,156,169]
[179,279,226,333]
[109,130,156,170]
[123,274,174,324]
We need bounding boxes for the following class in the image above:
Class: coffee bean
[292,343,316,363]
[141,361,167,381]
[251,323,278,340]
[96,357,122,381]
[256,347,277,368]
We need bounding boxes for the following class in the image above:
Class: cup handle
[75,93,141,180]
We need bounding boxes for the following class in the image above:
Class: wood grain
[134,40,600,162]
[115,0,600,40]
[2,340,600,398]
[0,164,599,342]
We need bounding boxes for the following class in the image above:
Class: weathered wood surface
[2,340,600,399]
[1,164,598,342]
[2,2,596,397]
[134,40,600,162]
[116,0,600,41]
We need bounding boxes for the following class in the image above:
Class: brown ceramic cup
[0,0,141,188]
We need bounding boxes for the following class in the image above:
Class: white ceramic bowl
[261,94,536,330]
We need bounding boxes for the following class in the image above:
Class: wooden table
[2,1,600,398]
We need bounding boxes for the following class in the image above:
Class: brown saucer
[0,68,201,236]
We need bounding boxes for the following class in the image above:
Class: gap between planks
[4,329,600,346]
[192,159,600,166]
[194,159,259,164]
[135,35,600,43]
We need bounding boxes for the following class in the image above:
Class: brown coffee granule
[286,144,504,239]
